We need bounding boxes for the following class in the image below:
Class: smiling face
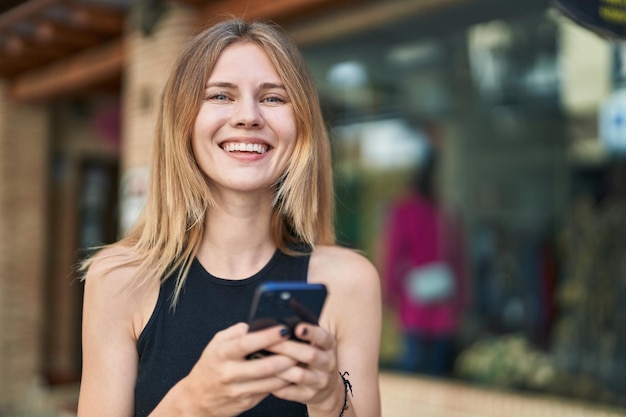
[192,41,297,196]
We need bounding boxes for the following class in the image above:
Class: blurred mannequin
[384,150,468,376]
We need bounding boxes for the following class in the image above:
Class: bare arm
[270,246,382,417]
[77,252,150,417]
[320,247,382,417]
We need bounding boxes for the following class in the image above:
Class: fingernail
[280,327,290,337]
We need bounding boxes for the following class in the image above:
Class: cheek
[191,119,204,157]
[191,110,221,164]
[191,122,214,174]
[190,136,208,176]
[193,108,214,138]
[278,110,298,146]
[194,103,230,136]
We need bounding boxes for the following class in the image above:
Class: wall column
[0,81,50,411]
[120,3,198,234]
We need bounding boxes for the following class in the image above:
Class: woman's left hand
[268,322,345,415]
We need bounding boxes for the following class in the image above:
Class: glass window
[299,2,625,409]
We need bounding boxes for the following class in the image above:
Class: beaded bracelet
[338,371,353,417]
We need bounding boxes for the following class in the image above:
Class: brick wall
[122,3,198,173]
[0,81,50,411]
[117,3,199,234]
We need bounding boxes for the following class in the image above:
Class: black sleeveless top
[135,250,310,417]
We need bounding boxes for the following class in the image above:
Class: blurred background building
[0,0,625,416]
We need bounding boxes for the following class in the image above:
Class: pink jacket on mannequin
[384,193,469,336]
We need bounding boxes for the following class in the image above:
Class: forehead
[209,42,282,83]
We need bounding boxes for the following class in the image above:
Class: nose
[231,97,264,129]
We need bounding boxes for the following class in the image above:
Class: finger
[272,367,343,404]
[294,323,335,351]
[271,371,319,403]
[268,340,334,372]
[275,363,317,386]
[205,345,298,387]
[211,322,249,342]
[232,352,297,381]
[230,374,294,398]
[233,326,289,357]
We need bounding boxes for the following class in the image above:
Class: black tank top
[135,249,310,417]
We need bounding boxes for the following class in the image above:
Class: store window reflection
[300,4,625,410]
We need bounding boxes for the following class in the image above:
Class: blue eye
[209,93,229,101]
[264,96,285,104]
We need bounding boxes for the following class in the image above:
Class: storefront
[289,0,625,412]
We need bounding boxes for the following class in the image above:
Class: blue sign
[600,89,626,154]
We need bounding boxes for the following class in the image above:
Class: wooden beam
[34,21,102,47]
[288,0,478,45]
[0,0,59,30]
[10,38,123,102]
[2,34,23,54]
[1,34,68,59]
[0,32,83,78]
[0,56,40,77]
[68,3,124,34]
[202,0,344,23]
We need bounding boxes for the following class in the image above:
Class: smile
[222,142,270,154]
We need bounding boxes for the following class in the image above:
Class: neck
[196,191,277,279]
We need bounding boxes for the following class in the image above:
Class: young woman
[77,19,382,417]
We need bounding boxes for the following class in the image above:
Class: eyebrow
[205,81,286,90]
[260,82,286,90]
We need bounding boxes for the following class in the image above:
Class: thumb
[212,322,249,342]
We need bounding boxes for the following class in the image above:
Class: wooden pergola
[0,0,350,102]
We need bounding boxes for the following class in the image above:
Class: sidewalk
[379,372,626,417]
[10,371,626,417]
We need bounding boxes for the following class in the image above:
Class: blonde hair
[82,19,335,302]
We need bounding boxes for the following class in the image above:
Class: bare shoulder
[84,245,138,300]
[309,245,380,289]
[309,245,381,335]
[83,244,158,339]
[86,244,136,277]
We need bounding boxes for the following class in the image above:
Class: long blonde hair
[82,19,335,302]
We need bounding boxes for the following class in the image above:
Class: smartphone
[247,282,327,357]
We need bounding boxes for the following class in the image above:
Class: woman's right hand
[154,322,296,417]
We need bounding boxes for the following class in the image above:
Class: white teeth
[224,142,268,154]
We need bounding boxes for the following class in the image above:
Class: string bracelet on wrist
[338,371,353,417]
